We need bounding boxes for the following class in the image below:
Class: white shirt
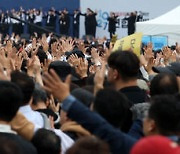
[19,105,44,128]
[0,124,16,134]
[34,13,43,23]
[54,129,74,154]
[19,105,74,154]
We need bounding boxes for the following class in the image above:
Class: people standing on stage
[45,9,57,32]
[107,12,118,39]
[11,10,23,35]
[59,11,67,36]
[63,8,70,36]
[124,12,136,35]
[34,9,43,27]
[0,11,10,36]
[27,9,35,35]
[34,9,43,36]
[81,8,97,37]
[72,9,80,38]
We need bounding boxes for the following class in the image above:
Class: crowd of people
[0,5,180,154]
[0,29,179,154]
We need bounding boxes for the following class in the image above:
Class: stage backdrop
[0,0,79,12]
[80,0,180,39]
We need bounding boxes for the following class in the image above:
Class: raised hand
[77,41,87,54]
[42,58,52,73]
[94,61,106,95]
[0,63,10,81]
[51,42,63,59]
[75,58,88,78]
[0,47,11,69]
[5,40,13,53]
[27,56,41,76]
[144,43,154,61]
[68,54,80,67]
[61,39,75,52]
[162,46,172,63]
[48,95,60,113]
[144,57,155,74]
[43,69,71,101]
[41,38,49,52]
[14,53,23,71]
[91,47,101,64]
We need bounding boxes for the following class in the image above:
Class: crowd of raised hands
[0,33,113,88]
[0,32,179,84]
[1,31,180,154]
[141,42,180,73]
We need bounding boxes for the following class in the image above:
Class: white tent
[136,6,180,45]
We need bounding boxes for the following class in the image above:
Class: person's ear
[144,118,156,135]
[46,99,50,107]
[147,119,156,133]
[113,69,119,80]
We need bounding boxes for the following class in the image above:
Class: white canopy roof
[136,6,180,45]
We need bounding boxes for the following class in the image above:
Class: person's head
[74,9,78,14]
[93,89,130,130]
[0,81,23,122]
[87,8,93,15]
[31,84,48,110]
[143,95,180,136]
[150,73,179,96]
[66,136,109,154]
[131,136,180,154]
[37,48,47,65]
[32,129,61,154]
[110,12,115,17]
[48,61,79,82]
[152,62,180,91]
[61,88,94,125]
[107,51,140,86]
[71,88,94,108]
[11,71,35,106]
[0,136,23,154]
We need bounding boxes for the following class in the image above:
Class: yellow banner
[113,32,143,57]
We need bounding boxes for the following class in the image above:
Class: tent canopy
[136,6,180,45]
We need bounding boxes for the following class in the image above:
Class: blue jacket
[62,95,137,154]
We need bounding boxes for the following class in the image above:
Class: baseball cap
[131,136,180,154]
[152,62,180,76]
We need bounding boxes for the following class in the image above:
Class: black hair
[32,129,61,154]
[150,73,179,96]
[108,51,140,81]
[11,71,35,106]
[0,81,23,121]
[32,85,47,106]
[94,89,131,129]
[37,48,47,64]
[0,136,23,154]
[66,136,109,154]
[149,95,180,135]
[71,88,94,108]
